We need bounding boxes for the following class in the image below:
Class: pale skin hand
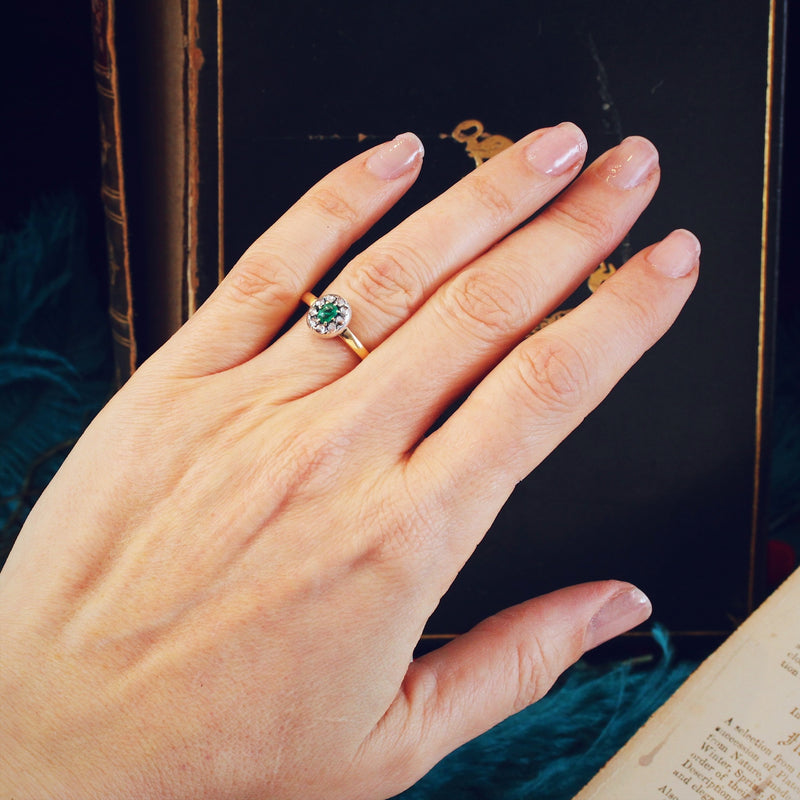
[0,122,699,799]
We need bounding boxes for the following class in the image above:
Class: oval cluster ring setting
[301,291,369,359]
[306,294,352,338]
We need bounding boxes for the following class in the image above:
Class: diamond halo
[306,294,352,338]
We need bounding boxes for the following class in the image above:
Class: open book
[575,568,800,799]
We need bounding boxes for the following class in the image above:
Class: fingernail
[365,132,425,180]
[584,586,652,651]
[646,229,701,278]
[598,136,659,190]
[525,122,587,177]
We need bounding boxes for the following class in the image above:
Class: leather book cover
[110,0,785,651]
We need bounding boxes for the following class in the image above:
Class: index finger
[158,133,425,376]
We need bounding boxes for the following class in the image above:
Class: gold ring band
[301,292,369,360]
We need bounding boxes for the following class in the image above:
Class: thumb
[370,580,651,793]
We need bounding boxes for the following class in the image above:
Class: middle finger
[342,135,661,450]
[258,122,588,394]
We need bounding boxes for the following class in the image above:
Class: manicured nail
[525,122,587,176]
[599,136,659,190]
[365,132,424,180]
[584,586,652,651]
[646,229,701,278]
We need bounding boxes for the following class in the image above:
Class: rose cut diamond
[306,293,352,337]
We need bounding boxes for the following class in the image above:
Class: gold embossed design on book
[444,119,515,167]
[91,0,137,386]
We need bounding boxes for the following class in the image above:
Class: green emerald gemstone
[316,302,339,325]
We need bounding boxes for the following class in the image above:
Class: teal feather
[394,625,695,799]
[0,195,112,563]
[769,296,800,551]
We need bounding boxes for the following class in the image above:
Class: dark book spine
[184,0,224,317]
[91,0,137,385]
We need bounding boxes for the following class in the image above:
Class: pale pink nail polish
[599,136,659,190]
[584,586,652,651]
[647,229,701,278]
[525,122,587,176]
[365,132,424,180]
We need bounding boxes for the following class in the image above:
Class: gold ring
[301,292,369,360]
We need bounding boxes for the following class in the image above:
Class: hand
[0,123,699,799]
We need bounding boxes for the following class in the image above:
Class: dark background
[0,3,796,308]
[0,4,107,272]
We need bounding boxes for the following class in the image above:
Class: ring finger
[256,122,589,395]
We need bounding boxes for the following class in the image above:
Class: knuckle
[468,173,517,222]
[548,196,617,251]
[347,243,426,322]
[275,420,358,498]
[368,493,439,564]
[225,250,299,313]
[479,608,562,714]
[439,268,521,339]
[513,334,590,413]
[509,629,561,712]
[359,467,443,563]
[597,278,662,342]
[304,185,362,228]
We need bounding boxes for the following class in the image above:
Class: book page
[575,569,800,800]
